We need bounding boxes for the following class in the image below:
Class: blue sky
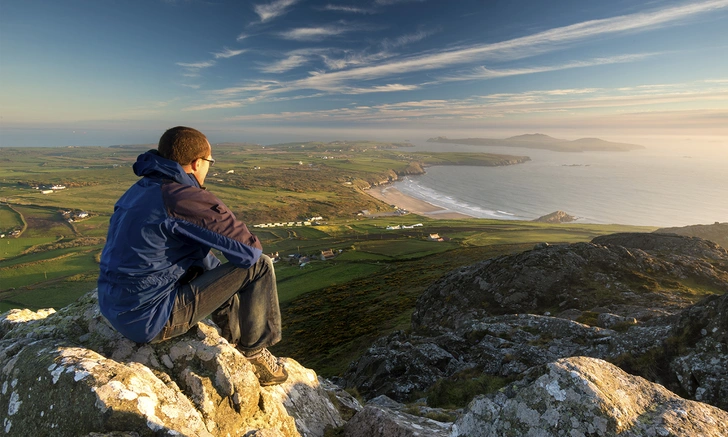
[1,0,727,147]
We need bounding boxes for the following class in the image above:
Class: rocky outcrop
[451,356,728,437]
[0,292,358,436]
[342,356,728,437]
[3,231,728,436]
[344,233,728,413]
[412,233,728,334]
[532,210,577,223]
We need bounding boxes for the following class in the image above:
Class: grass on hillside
[0,247,101,290]
[276,261,385,303]
[0,204,24,232]
[1,237,59,260]
[0,142,664,378]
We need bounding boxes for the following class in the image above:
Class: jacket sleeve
[162,183,263,269]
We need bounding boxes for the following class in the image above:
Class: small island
[533,210,578,223]
[428,133,645,152]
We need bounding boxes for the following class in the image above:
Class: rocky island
[428,133,645,152]
[533,210,578,223]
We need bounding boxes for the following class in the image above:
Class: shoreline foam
[365,184,474,220]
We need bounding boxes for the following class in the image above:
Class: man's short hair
[158,126,209,165]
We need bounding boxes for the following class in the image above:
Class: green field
[0,141,659,376]
[0,204,24,232]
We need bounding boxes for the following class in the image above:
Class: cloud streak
[435,53,662,83]
[193,0,728,120]
[253,0,299,23]
[176,61,216,69]
[322,4,374,14]
[382,29,436,49]
[196,0,722,103]
[278,25,351,41]
[297,0,726,86]
[222,80,728,124]
[184,101,243,111]
[213,48,246,59]
[374,0,425,5]
[260,54,311,73]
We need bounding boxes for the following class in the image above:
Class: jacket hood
[132,150,200,187]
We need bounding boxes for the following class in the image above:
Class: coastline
[364,184,474,220]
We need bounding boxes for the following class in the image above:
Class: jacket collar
[132,150,201,188]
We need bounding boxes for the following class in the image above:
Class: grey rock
[451,356,728,437]
[596,312,637,329]
[0,292,347,437]
[344,404,451,437]
[413,234,728,334]
[344,233,728,413]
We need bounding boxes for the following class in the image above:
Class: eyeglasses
[200,157,216,166]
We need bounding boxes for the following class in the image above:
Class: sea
[393,141,728,228]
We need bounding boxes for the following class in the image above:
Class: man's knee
[258,254,274,272]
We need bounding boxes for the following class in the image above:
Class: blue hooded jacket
[97,150,262,343]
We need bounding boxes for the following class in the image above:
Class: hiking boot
[244,348,288,386]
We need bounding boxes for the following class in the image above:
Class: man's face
[195,142,213,185]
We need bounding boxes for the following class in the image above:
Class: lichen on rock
[0,292,354,436]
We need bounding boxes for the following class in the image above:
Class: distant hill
[655,222,728,249]
[427,134,645,152]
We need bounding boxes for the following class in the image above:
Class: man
[98,126,287,386]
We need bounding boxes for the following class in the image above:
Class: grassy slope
[0,142,657,376]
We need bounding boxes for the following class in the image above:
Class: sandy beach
[365,184,473,219]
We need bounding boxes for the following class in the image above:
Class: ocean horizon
[393,141,728,228]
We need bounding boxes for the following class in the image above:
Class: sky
[1,0,727,147]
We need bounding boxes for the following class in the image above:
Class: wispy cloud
[180,84,201,89]
[374,0,425,5]
[237,33,250,42]
[347,83,419,94]
[436,53,661,83]
[253,0,299,23]
[192,0,728,118]
[322,4,375,14]
[260,54,311,73]
[213,48,246,59]
[210,81,283,97]
[183,101,243,111]
[382,29,437,49]
[222,81,728,124]
[176,61,216,69]
[258,1,728,94]
[278,25,351,41]
[177,60,216,80]
[321,50,392,70]
[257,48,392,74]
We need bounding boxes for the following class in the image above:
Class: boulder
[451,356,728,437]
[0,292,354,436]
[344,396,451,437]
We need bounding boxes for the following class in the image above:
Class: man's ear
[189,157,201,172]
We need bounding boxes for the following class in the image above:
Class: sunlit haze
[1,0,727,150]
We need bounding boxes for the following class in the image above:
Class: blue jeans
[150,255,282,352]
